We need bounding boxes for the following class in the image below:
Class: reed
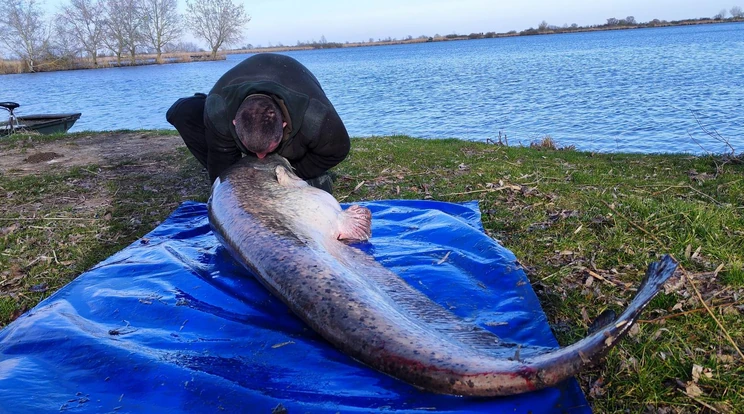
[0,51,225,75]
[0,60,24,75]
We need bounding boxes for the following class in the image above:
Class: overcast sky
[43,0,735,47]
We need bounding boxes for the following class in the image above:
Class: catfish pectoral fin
[338,205,372,242]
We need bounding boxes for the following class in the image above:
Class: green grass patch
[0,132,742,412]
[332,135,743,413]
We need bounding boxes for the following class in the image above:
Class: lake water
[2,23,743,154]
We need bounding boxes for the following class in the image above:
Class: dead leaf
[688,169,715,184]
[619,356,638,373]
[717,354,734,364]
[9,306,27,323]
[588,377,605,398]
[684,381,703,398]
[664,270,686,294]
[722,306,739,316]
[651,328,669,341]
[691,364,703,383]
[1,223,19,237]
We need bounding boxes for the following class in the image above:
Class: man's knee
[305,172,334,194]
[166,93,206,128]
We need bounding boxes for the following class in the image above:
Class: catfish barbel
[207,154,677,397]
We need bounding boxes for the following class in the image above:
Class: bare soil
[0,132,185,175]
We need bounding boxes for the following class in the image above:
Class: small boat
[1,102,82,137]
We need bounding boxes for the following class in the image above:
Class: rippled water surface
[2,23,743,153]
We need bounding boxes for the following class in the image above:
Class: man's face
[255,138,281,159]
[232,120,285,159]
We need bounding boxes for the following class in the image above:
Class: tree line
[247,7,744,52]
[0,0,250,72]
[521,7,743,36]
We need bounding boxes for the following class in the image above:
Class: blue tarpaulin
[0,200,591,413]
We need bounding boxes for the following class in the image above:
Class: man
[166,53,350,193]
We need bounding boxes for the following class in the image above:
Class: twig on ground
[584,269,621,287]
[677,389,720,413]
[601,199,744,361]
[678,262,744,361]
[440,188,501,197]
[337,180,366,201]
[639,301,742,323]
[600,200,664,246]
[649,185,723,206]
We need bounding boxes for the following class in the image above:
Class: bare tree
[0,0,50,72]
[625,16,636,25]
[185,0,250,59]
[538,20,549,32]
[606,17,619,26]
[714,9,728,20]
[139,0,182,63]
[731,6,744,19]
[103,0,142,65]
[51,16,83,61]
[58,0,107,66]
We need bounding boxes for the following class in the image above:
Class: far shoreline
[1,18,741,75]
[231,18,742,55]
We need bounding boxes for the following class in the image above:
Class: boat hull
[1,113,82,136]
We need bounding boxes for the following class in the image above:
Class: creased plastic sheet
[0,200,591,413]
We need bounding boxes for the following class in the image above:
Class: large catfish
[207,154,677,397]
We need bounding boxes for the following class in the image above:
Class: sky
[42,0,736,48]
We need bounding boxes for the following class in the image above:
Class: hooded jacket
[203,53,350,181]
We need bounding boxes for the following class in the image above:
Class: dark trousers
[166,93,210,170]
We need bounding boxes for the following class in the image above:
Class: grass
[1,131,742,413]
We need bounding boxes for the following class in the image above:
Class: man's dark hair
[234,94,283,153]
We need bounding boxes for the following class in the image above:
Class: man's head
[233,94,284,159]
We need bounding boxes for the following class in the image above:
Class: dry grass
[0,59,24,74]
[0,52,225,74]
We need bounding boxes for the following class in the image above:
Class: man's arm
[291,113,350,179]
[205,128,242,183]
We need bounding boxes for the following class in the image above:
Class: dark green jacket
[203,53,350,181]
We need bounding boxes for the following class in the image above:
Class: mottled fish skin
[207,154,678,397]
